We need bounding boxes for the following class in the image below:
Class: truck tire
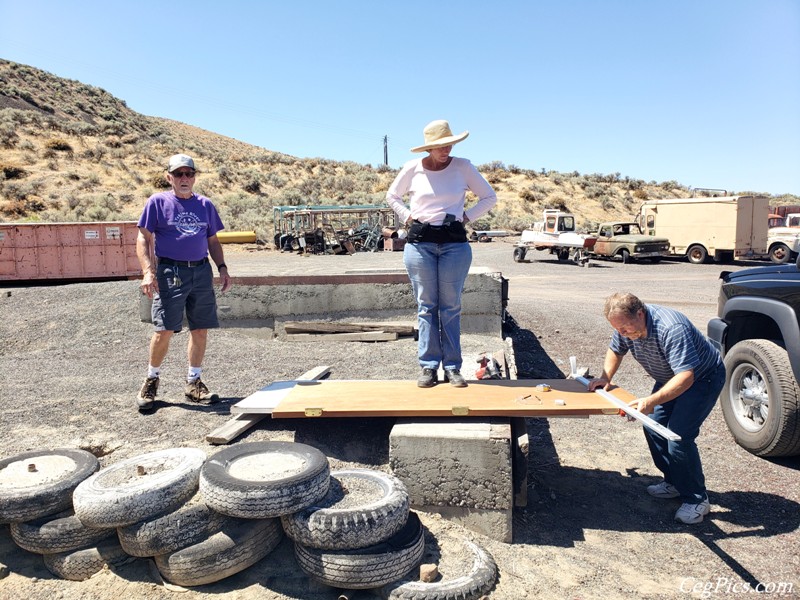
[294,511,425,590]
[721,339,800,457]
[200,442,330,518]
[73,448,206,528]
[769,243,792,264]
[43,537,132,581]
[281,469,409,550]
[686,244,708,264]
[512,247,526,262]
[381,538,497,600]
[117,492,233,557]
[154,517,283,587]
[619,249,630,264]
[556,248,570,261]
[0,449,99,523]
[10,510,115,555]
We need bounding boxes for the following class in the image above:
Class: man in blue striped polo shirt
[589,292,725,524]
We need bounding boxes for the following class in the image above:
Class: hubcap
[729,364,770,432]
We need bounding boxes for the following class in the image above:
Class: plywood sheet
[248,379,636,418]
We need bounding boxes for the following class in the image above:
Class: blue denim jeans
[644,364,726,503]
[403,241,472,370]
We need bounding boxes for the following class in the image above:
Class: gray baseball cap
[168,154,196,172]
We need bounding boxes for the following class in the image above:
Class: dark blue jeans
[644,364,726,504]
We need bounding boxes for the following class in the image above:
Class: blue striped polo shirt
[610,304,722,384]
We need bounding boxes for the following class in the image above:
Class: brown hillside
[1,59,797,241]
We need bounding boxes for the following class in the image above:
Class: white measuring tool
[569,357,681,441]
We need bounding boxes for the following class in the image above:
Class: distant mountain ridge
[1,59,796,240]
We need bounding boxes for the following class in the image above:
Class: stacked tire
[281,467,425,590]
[0,448,128,581]
[2,443,497,596]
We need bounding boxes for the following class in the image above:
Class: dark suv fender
[708,296,800,384]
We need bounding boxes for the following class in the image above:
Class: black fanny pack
[407,219,468,244]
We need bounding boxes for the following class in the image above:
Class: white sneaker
[647,481,680,499]
[675,498,711,524]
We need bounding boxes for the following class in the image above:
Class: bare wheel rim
[729,363,770,433]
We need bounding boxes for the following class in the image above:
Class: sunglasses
[172,170,196,178]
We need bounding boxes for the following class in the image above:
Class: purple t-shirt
[138,192,224,261]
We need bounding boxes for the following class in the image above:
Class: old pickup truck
[590,221,670,263]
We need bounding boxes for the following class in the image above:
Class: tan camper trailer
[637,196,769,264]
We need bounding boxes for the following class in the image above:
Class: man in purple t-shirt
[135,154,232,412]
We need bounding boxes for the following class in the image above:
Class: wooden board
[205,413,267,445]
[240,379,636,418]
[209,366,331,443]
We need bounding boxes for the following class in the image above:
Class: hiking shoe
[137,377,159,411]
[417,368,438,388]
[444,368,467,388]
[647,481,680,499]
[675,498,711,524]
[185,379,219,404]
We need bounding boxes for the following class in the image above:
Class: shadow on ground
[515,416,800,591]
[503,314,563,379]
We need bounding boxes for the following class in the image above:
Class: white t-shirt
[386,157,497,226]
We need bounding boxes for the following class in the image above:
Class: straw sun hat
[410,120,469,153]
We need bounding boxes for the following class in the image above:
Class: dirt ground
[1,240,798,600]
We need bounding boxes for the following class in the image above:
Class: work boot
[185,379,219,404]
[137,377,159,412]
[444,368,467,388]
[417,368,438,388]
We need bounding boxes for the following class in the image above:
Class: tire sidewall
[200,441,330,518]
[0,449,99,523]
[721,341,784,454]
[73,448,206,527]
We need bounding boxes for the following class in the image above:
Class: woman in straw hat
[386,120,497,388]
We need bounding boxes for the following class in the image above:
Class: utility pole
[383,135,388,166]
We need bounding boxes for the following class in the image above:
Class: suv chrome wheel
[721,339,800,457]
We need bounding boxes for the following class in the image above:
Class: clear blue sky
[2,0,798,194]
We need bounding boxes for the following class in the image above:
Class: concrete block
[389,418,513,542]
[421,505,512,544]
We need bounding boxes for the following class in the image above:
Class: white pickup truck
[513,209,597,265]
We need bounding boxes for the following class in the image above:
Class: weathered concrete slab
[140,267,506,335]
[389,418,514,542]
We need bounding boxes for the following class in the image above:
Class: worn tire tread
[294,512,425,589]
[73,448,206,528]
[200,442,330,518]
[381,539,497,600]
[10,510,115,555]
[117,493,233,557]
[281,469,409,549]
[154,517,283,587]
[43,538,131,581]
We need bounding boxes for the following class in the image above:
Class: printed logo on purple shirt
[172,212,205,236]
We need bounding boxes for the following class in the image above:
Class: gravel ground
[0,240,798,599]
